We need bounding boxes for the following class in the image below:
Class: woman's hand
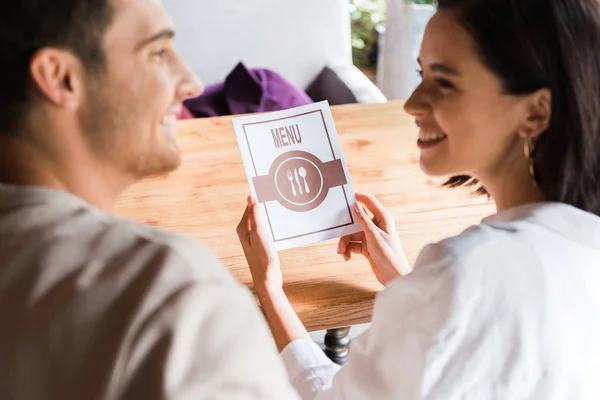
[237,196,311,351]
[338,193,411,286]
[237,196,282,292]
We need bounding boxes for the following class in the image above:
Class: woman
[237,0,600,398]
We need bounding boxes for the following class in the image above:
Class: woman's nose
[403,84,428,117]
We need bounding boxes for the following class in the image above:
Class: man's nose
[174,52,203,101]
[178,70,203,101]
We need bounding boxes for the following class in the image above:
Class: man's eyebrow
[417,58,461,76]
[135,29,175,51]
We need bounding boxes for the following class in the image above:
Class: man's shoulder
[1,192,235,286]
[95,212,235,285]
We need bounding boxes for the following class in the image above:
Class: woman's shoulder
[431,201,595,255]
[379,208,541,317]
[431,221,512,263]
[408,201,600,284]
[415,220,516,273]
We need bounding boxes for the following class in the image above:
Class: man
[0,0,299,398]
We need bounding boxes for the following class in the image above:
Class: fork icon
[286,170,297,196]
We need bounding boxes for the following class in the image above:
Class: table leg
[324,327,351,365]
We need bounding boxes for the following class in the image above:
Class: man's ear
[29,48,85,110]
[518,88,552,139]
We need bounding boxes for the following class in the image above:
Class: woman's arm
[236,196,310,351]
[255,283,310,352]
[236,194,416,399]
[236,194,411,350]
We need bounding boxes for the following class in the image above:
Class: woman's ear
[519,88,552,139]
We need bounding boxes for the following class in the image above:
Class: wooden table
[116,100,495,332]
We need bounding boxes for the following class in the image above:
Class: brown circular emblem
[253,150,348,212]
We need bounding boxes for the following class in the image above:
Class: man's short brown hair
[0,0,114,136]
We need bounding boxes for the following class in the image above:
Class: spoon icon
[298,167,310,194]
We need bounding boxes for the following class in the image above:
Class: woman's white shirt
[281,202,600,399]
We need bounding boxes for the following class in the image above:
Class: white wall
[163,0,353,88]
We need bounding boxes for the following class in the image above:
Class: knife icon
[294,168,303,195]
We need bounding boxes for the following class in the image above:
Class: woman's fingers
[354,202,378,232]
[247,196,274,245]
[343,242,365,261]
[237,203,251,237]
[248,195,259,232]
[337,231,366,254]
[238,196,266,243]
[355,192,391,227]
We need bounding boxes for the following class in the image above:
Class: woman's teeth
[419,131,447,142]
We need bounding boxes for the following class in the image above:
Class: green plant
[350,0,386,67]
[350,0,434,66]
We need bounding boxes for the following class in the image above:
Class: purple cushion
[183,82,229,118]
[184,62,312,117]
[306,67,358,105]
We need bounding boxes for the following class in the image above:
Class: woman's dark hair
[0,0,114,137]
[437,0,600,215]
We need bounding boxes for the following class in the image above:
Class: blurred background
[165,0,435,119]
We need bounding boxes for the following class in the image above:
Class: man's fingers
[337,232,366,254]
[355,192,391,226]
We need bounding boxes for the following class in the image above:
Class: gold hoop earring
[523,137,538,187]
